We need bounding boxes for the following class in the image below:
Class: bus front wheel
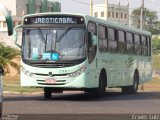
[44,87,52,99]
[84,72,107,96]
[95,71,107,96]
[122,71,139,94]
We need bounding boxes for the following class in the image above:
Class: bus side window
[134,34,141,55]
[108,28,117,53]
[87,22,97,64]
[98,25,107,52]
[148,36,151,56]
[118,30,126,54]
[126,32,134,54]
[88,22,97,35]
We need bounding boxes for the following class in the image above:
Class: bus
[14,13,152,99]
[0,4,13,117]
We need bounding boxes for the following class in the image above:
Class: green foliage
[130,8,160,35]
[0,43,20,74]
[152,55,160,70]
[152,36,160,54]
[130,8,141,28]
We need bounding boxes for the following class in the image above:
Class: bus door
[87,22,98,82]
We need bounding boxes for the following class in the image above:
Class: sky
[50,0,160,18]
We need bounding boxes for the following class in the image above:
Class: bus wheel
[44,88,52,99]
[95,72,107,96]
[122,71,139,94]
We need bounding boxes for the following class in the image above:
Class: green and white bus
[14,13,152,99]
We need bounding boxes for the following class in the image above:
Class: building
[0,0,61,48]
[0,0,61,32]
[93,1,129,26]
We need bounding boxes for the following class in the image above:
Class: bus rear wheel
[44,88,52,99]
[122,72,139,94]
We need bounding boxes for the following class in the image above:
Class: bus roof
[23,12,151,36]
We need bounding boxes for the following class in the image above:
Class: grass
[142,78,160,91]
[152,55,160,70]
[3,76,42,93]
[144,78,160,84]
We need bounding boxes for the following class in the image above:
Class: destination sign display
[24,15,85,25]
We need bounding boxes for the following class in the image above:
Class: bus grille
[35,73,68,77]
[31,63,75,68]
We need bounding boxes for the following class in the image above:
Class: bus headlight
[21,67,35,77]
[69,65,86,77]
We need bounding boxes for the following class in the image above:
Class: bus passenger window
[118,30,126,54]
[108,28,117,53]
[98,25,107,52]
[126,32,134,54]
[141,36,148,56]
[134,34,141,55]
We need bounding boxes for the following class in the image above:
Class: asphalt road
[3,91,160,115]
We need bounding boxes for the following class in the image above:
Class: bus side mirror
[13,25,22,48]
[88,32,97,46]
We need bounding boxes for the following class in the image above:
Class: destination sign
[24,16,85,25]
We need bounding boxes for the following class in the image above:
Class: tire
[84,72,107,96]
[122,72,139,94]
[44,88,52,99]
[94,72,107,96]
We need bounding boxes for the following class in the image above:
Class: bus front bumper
[20,71,96,89]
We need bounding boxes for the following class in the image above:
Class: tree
[152,36,160,54]
[0,43,20,75]
[130,8,160,35]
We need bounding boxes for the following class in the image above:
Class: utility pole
[118,1,120,23]
[140,0,145,92]
[105,0,108,20]
[140,0,144,30]
[90,0,93,16]
[127,2,130,26]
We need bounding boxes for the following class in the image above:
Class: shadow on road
[3,91,160,102]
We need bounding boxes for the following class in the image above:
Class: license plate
[45,78,56,84]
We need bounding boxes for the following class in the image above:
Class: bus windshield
[22,27,86,61]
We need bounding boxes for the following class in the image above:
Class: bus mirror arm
[13,25,22,49]
[15,42,21,49]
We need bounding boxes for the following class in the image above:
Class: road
[2,91,160,120]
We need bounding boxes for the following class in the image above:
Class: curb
[3,91,43,95]
[3,91,83,95]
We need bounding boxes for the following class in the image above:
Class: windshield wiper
[36,27,47,43]
[36,27,48,51]
[52,27,71,60]
[56,27,71,42]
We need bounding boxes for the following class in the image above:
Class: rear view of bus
[19,13,89,98]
